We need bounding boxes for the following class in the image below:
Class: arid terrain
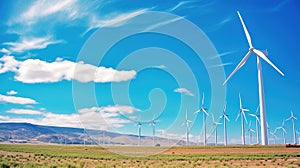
[0,144,299,167]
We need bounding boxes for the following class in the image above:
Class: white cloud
[0,94,37,105]
[79,105,140,115]
[6,90,18,95]
[0,105,139,130]
[151,65,167,69]
[0,55,20,74]
[11,0,79,25]
[83,9,148,35]
[144,17,184,32]
[0,56,136,83]
[174,87,194,96]
[168,1,193,12]
[4,35,63,53]
[6,108,43,115]
[0,48,10,54]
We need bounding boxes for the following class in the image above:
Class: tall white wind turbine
[212,113,222,146]
[236,93,249,145]
[183,109,192,146]
[276,120,287,144]
[223,11,284,146]
[220,102,230,146]
[285,111,297,144]
[195,93,209,146]
[249,106,260,144]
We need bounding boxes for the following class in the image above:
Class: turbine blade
[225,115,230,122]
[237,11,253,48]
[282,127,287,134]
[239,93,242,109]
[203,109,209,116]
[223,101,227,113]
[243,112,248,124]
[212,113,215,122]
[202,93,205,107]
[249,113,256,117]
[253,49,284,76]
[236,112,241,121]
[223,50,252,85]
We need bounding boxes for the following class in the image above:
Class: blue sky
[0,0,299,145]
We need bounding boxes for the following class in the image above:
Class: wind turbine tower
[220,102,230,146]
[195,93,209,146]
[286,111,297,144]
[184,109,192,146]
[236,93,249,145]
[212,113,222,146]
[249,106,260,144]
[223,11,284,146]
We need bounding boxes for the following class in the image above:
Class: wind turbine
[149,118,158,146]
[223,11,284,146]
[276,120,287,144]
[296,131,300,144]
[249,106,260,144]
[236,93,249,145]
[267,122,270,145]
[183,109,192,146]
[137,119,142,146]
[247,121,255,144]
[286,111,297,144]
[270,130,278,144]
[195,93,209,146]
[220,102,230,146]
[212,113,222,146]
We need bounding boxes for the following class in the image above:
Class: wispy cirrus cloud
[0,55,136,83]
[4,35,63,53]
[83,9,148,35]
[9,0,80,26]
[174,87,194,96]
[0,94,37,105]
[168,1,193,12]
[151,65,167,69]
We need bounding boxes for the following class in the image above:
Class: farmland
[0,144,299,167]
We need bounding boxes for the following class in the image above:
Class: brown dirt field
[163,146,300,155]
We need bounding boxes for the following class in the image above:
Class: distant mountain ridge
[0,122,189,146]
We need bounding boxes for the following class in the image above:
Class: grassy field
[0,144,299,167]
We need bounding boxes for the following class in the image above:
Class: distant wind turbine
[223,11,284,146]
[285,111,297,144]
[149,118,158,146]
[183,109,192,146]
[137,119,142,146]
[247,121,255,144]
[267,122,270,145]
[195,93,209,146]
[276,120,287,144]
[249,106,260,144]
[212,113,222,146]
[270,130,278,144]
[296,131,300,144]
[220,102,230,146]
[236,93,249,145]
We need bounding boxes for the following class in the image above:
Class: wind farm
[0,0,299,167]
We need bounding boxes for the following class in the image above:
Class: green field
[0,144,299,167]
